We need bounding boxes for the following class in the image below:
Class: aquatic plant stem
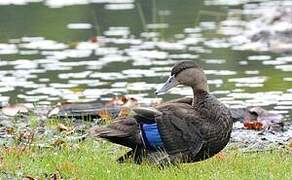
[136,1,148,33]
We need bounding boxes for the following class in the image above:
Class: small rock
[2,104,29,117]
[0,120,13,128]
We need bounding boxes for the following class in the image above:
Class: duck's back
[154,90,233,162]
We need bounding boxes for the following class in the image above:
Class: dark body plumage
[90,61,233,165]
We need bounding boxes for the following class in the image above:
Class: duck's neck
[192,84,209,107]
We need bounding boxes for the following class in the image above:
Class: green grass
[0,139,291,180]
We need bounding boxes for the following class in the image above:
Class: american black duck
[90,61,233,165]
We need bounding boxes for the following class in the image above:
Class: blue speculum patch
[141,123,163,149]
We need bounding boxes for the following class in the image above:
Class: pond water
[0,0,291,119]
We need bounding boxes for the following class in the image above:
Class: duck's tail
[89,117,143,149]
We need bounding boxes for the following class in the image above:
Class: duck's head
[155,61,208,95]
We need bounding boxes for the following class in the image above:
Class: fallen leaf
[57,123,69,132]
[23,175,36,180]
[49,173,63,180]
[57,123,75,135]
[243,121,263,130]
[214,152,225,160]
[90,36,97,43]
[17,130,34,144]
[5,127,14,134]
[288,141,292,149]
[118,107,130,118]
[53,139,66,147]
[97,110,113,123]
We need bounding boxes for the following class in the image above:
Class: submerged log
[48,102,122,120]
[47,96,138,121]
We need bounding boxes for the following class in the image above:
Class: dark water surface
[0,0,291,118]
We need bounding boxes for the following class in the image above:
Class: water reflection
[0,0,291,119]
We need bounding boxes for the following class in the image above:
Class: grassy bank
[0,139,291,180]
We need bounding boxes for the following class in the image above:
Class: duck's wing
[132,97,192,124]
[155,103,204,160]
[90,118,135,138]
[134,103,203,159]
[167,97,193,105]
[89,117,142,148]
[133,107,162,124]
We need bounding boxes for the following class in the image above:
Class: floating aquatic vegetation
[244,70,259,75]
[218,3,292,53]
[68,80,107,87]
[205,0,256,6]
[90,72,126,80]
[262,60,286,65]
[228,76,267,84]
[146,23,169,29]
[204,39,231,48]
[67,23,92,29]
[275,65,292,72]
[17,94,49,102]
[44,0,88,8]
[9,59,38,69]
[104,3,135,10]
[103,27,130,37]
[208,79,223,86]
[122,69,156,78]
[58,71,92,79]
[0,0,41,5]
[127,82,158,91]
[0,43,18,54]
[140,32,160,39]
[95,47,121,56]
[104,37,142,45]
[127,50,168,60]
[205,59,226,64]
[155,41,186,51]
[247,55,271,61]
[26,87,61,96]
[168,53,199,59]
[205,70,237,76]
[178,36,204,46]
[19,39,68,50]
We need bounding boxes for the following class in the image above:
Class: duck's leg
[117,146,145,164]
[147,151,189,168]
[117,150,134,163]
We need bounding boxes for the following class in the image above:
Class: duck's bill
[155,75,179,95]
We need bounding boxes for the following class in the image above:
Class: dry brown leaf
[53,139,66,147]
[97,110,113,123]
[17,130,34,144]
[57,123,75,135]
[49,173,63,180]
[243,121,263,130]
[214,152,225,160]
[23,175,36,180]
[89,36,97,43]
[57,123,69,132]
[288,141,292,149]
[118,107,130,118]
[5,127,14,135]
